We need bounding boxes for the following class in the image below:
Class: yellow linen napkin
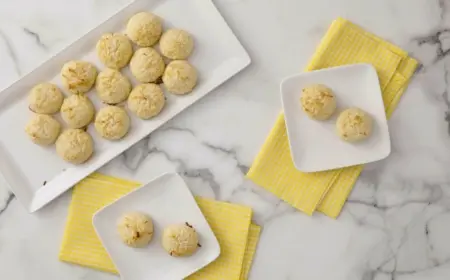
[247,17,418,218]
[241,224,261,280]
[59,173,260,280]
[187,198,252,280]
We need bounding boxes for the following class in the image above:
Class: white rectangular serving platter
[0,0,250,212]
[93,173,220,280]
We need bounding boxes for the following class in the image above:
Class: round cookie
[129,48,165,83]
[300,84,337,121]
[28,83,64,114]
[126,12,162,47]
[117,212,154,248]
[61,60,98,94]
[128,84,165,119]
[94,106,130,140]
[336,107,373,142]
[56,129,94,164]
[25,114,61,145]
[159,29,194,60]
[96,33,133,69]
[162,60,197,95]
[96,69,132,104]
[162,223,199,257]
[61,95,95,128]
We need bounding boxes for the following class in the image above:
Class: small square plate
[281,63,391,173]
[92,173,220,280]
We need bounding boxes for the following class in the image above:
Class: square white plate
[93,173,220,280]
[281,63,391,173]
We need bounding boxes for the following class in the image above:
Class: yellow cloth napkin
[247,17,418,218]
[241,224,261,280]
[186,199,254,280]
[59,173,260,280]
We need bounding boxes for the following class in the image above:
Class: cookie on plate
[28,83,64,114]
[96,69,132,105]
[159,29,194,60]
[60,94,95,128]
[130,47,165,83]
[336,107,373,142]
[96,33,133,69]
[162,223,200,257]
[162,60,197,95]
[117,212,154,248]
[61,60,98,94]
[127,83,165,119]
[56,129,94,164]
[94,106,130,140]
[300,84,337,121]
[25,114,61,145]
[126,12,162,47]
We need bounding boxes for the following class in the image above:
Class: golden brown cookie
[300,84,337,121]
[127,84,165,119]
[117,212,154,248]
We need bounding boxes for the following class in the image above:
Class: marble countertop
[0,0,448,279]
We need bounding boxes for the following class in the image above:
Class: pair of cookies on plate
[300,84,373,142]
[117,212,201,257]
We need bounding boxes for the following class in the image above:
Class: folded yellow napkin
[247,17,418,218]
[59,173,260,280]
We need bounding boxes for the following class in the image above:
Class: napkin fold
[59,173,260,280]
[247,17,418,218]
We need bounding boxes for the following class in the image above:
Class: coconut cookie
[130,48,165,83]
[28,83,64,114]
[117,212,154,248]
[336,107,373,142]
[61,60,98,94]
[162,60,197,95]
[126,12,162,47]
[61,95,95,128]
[94,106,130,140]
[56,129,94,164]
[300,84,337,121]
[25,114,61,145]
[162,223,200,257]
[159,29,194,60]
[128,84,165,119]
[96,33,133,69]
[96,69,132,104]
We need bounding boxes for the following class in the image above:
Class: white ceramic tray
[93,173,220,280]
[281,64,391,173]
[0,0,250,212]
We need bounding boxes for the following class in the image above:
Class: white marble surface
[0,0,448,279]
